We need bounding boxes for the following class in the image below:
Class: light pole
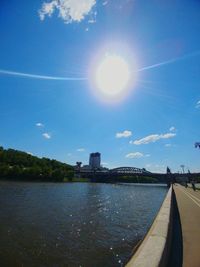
[180,165,185,174]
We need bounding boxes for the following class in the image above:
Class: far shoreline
[0,178,168,186]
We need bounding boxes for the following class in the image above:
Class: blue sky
[0,0,200,173]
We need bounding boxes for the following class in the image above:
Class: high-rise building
[89,152,101,169]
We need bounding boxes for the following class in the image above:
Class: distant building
[89,152,101,169]
[81,165,91,171]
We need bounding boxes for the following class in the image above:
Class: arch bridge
[110,167,149,175]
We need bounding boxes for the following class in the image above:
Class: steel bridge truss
[110,167,147,174]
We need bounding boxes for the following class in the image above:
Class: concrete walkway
[174,184,200,267]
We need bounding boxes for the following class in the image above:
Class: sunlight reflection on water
[0,182,167,267]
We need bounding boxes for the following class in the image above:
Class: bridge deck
[174,184,200,267]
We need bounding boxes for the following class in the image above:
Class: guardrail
[126,186,173,267]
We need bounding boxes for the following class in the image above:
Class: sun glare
[95,54,130,98]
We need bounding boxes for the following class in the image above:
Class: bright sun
[95,54,130,97]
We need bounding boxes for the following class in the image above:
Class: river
[0,181,167,267]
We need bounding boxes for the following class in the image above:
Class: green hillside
[0,146,74,182]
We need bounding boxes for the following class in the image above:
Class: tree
[0,146,74,182]
[195,142,200,149]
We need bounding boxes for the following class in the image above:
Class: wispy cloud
[42,133,51,139]
[77,148,85,152]
[130,132,176,145]
[36,122,44,127]
[137,50,200,73]
[39,0,96,24]
[125,152,144,159]
[145,164,151,168]
[0,69,86,81]
[145,164,166,173]
[116,130,132,138]
[165,144,172,147]
[169,126,176,132]
[196,100,200,108]
[88,19,96,24]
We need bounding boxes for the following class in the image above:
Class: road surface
[174,184,200,267]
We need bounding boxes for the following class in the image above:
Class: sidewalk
[173,184,200,267]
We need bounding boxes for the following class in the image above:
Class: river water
[0,181,167,267]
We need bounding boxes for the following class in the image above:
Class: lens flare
[95,54,130,97]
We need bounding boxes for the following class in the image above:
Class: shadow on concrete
[167,190,183,267]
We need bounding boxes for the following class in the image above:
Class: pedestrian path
[174,184,200,267]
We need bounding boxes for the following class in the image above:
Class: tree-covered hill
[0,146,74,182]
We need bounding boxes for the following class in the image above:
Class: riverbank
[0,175,167,184]
[126,186,173,267]
[0,146,73,182]
[126,184,200,267]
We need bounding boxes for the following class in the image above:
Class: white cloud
[130,132,176,145]
[145,164,151,168]
[102,1,108,6]
[125,152,144,158]
[39,1,56,20]
[36,122,44,127]
[145,163,166,173]
[77,148,85,152]
[116,130,132,138]
[196,100,200,108]
[27,152,33,155]
[42,132,51,139]
[88,19,95,23]
[169,126,176,132]
[39,0,96,24]
[145,154,151,157]
[165,144,172,147]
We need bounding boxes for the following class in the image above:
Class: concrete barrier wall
[126,186,173,267]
